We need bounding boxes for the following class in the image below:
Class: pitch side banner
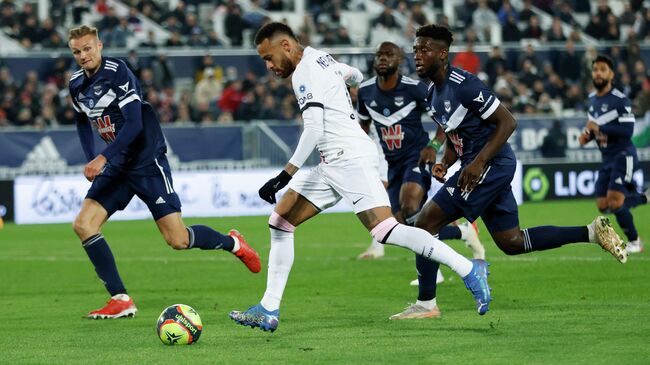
[14,164,523,224]
[522,161,648,201]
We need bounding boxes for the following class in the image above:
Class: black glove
[258,170,292,204]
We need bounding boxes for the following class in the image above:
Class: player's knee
[494,233,525,255]
[164,233,189,250]
[400,203,420,221]
[72,215,94,238]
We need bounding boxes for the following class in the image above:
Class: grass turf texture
[1,200,648,364]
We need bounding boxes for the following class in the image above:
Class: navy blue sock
[187,225,235,251]
[438,225,462,240]
[415,254,439,301]
[523,226,589,252]
[613,207,638,242]
[625,193,647,209]
[82,234,126,296]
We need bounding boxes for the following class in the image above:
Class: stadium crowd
[1,0,650,127]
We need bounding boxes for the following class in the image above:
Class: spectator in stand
[235,90,260,121]
[43,31,66,49]
[194,68,223,107]
[108,18,132,48]
[502,14,522,42]
[452,41,481,75]
[165,1,187,25]
[554,1,576,26]
[519,0,535,22]
[337,27,352,45]
[125,49,144,79]
[127,7,142,31]
[523,15,543,39]
[497,0,517,25]
[472,0,497,41]
[152,53,175,90]
[372,6,399,29]
[519,43,541,72]
[98,7,120,31]
[633,76,650,116]
[218,80,245,114]
[585,14,605,39]
[183,13,203,37]
[545,18,566,42]
[604,14,620,41]
[0,109,10,127]
[557,40,581,84]
[225,4,249,46]
[563,83,586,112]
[139,30,158,49]
[259,94,281,120]
[206,30,224,47]
[0,2,16,29]
[519,59,541,89]
[163,15,183,34]
[484,46,507,86]
[165,31,185,47]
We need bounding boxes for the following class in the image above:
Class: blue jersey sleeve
[100,62,143,160]
[457,76,500,120]
[599,97,635,138]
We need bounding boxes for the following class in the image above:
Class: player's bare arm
[418,125,446,166]
[458,105,516,193]
[433,138,458,183]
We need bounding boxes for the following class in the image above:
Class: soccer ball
[156,304,203,345]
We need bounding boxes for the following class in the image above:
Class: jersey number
[380,125,404,150]
[96,115,116,142]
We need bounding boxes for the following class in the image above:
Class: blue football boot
[462,259,492,315]
[229,304,279,332]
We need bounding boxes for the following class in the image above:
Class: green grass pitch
[1,200,648,364]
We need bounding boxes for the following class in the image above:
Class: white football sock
[385,224,473,277]
[458,223,469,240]
[416,298,437,310]
[260,228,294,312]
[370,238,384,252]
[587,223,596,243]
[112,293,130,301]
[231,235,241,253]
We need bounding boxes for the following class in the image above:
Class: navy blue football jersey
[427,66,515,165]
[357,75,430,164]
[69,56,166,169]
[587,88,636,159]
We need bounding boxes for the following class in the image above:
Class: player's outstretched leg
[370,216,491,315]
[184,225,261,273]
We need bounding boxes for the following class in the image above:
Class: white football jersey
[292,47,376,163]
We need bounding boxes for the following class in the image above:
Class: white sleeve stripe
[357,113,370,120]
[72,102,81,112]
[480,98,500,119]
[594,109,618,125]
[118,94,141,108]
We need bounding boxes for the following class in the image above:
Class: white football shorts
[288,157,391,214]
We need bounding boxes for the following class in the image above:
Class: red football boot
[86,294,137,319]
[229,230,261,273]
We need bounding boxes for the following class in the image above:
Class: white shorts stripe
[625,155,633,183]
[154,158,174,194]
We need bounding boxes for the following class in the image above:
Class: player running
[229,22,492,332]
[579,54,649,254]
[355,42,485,319]
[356,42,484,265]
[396,24,627,318]
[68,26,260,319]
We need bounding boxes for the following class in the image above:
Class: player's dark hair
[593,54,614,71]
[415,24,453,48]
[254,22,298,45]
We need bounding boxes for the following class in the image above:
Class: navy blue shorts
[432,162,519,233]
[86,155,182,220]
[595,152,638,197]
[386,155,432,214]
